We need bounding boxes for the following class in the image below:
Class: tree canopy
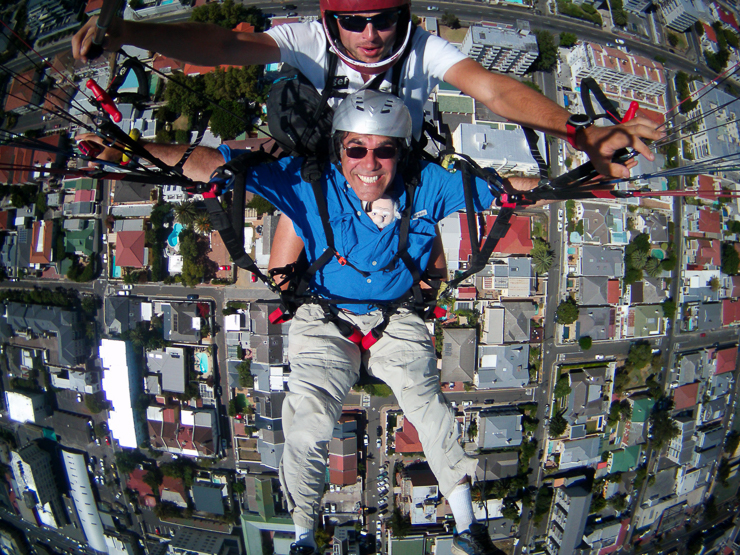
[556,298,579,324]
[554,376,572,398]
[626,341,652,370]
[649,405,680,449]
[190,0,266,31]
[559,32,578,48]
[722,243,740,275]
[532,30,557,72]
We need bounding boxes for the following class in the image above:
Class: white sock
[294,524,316,548]
[447,482,476,533]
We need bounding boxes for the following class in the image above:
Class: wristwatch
[566,114,593,149]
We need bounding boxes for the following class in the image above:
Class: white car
[122,284,133,290]
[376,438,382,449]
[595,354,604,360]
[558,209,564,221]
[364,434,369,446]
[117,290,130,296]
[615,38,625,45]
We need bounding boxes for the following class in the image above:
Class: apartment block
[657,0,710,31]
[460,21,539,76]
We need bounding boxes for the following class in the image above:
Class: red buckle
[336,255,348,266]
[433,306,446,319]
[361,329,381,351]
[78,140,103,158]
[499,194,516,209]
[269,307,291,325]
[346,329,363,345]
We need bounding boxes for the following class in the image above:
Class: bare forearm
[119,21,280,66]
[143,143,225,183]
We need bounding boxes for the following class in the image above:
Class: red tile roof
[716,3,739,31]
[715,346,738,374]
[698,208,721,234]
[29,221,53,265]
[329,453,357,472]
[723,299,740,326]
[329,469,358,485]
[395,419,423,453]
[458,286,477,300]
[233,22,255,32]
[127,468,155,503]
[4,70,37,112]
[607,279,620,305]
[598,519,631,555]
[152,55,184,73]
[0,212,8,231]
[695,239,720,268]
[731,276,740,298]
[673,382,699,410]
[74,189,96,203]
[698,175,718,199]
[703,23,717,43]
[460,214,532,260]
[115,230,146,268]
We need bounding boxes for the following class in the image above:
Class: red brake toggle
[269,307,291,325]
[86,79,122,123]
[78,140,103,158]
[336,255,348,266]
[433,306,447,319]
[622,101,639,123]
[361,329,382,351]
[498,194,516,209]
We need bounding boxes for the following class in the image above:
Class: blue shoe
[451,523,497,555]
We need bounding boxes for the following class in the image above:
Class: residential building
[4,391,49,424]
[10,443,67,529]
[667,415,696,465]
[546,481,592,555]
[564,367,608,427]
[476,344,529,389]
[657,0,710,31]
[329,417,358,486]
[0,302,88,367]
[460,21,539,76]
[254,390,286,470]
[627,304,665,337]
[147,347,187,395]
[580,276,621,306]
[580,203,629,245]
[241,476,294,555]
[396,418,424,454]
[563,42,666,100]
[559,437,602,469]
[162,302,202,344]
[685,82,740,162]
[580,246,625,277]
[441,328,476,384]
[401,463,439,526]
[502,301,537,343]
[168,528,241,555]
[49,368,101,395]
[147,405,218,458]
[452,123,545,176]
[575,307,616,341]
[333,525,361,555]
[104,296,142,335]
[100,339,146,449]
[478,409,523,449]
[192,483,225,516]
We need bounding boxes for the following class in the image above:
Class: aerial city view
[0,0,738,554]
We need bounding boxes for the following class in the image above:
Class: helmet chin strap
[322,19,413,76]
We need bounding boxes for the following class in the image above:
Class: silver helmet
[331,90,412,147]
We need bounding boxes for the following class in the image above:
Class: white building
[657,0,710,31]
[10,444,66,529]
[452,122,545,176]
[563,43,666,109]
[100,339,146,449]
[460,21,539,76]
[62,450,108,553]
[685,81,740,162]
[4,390,49,424]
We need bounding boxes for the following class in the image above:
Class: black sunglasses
[333,10,401,33]
[343,144,398,159]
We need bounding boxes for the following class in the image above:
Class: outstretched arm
[444,58,663,179]
[76,134,224,183]
[72,15,281,66]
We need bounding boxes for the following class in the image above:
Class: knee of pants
[283,388,343,446]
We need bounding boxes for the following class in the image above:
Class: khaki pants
[279,303,478,529]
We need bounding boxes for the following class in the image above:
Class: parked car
[376,438,382,449]
[427,5,440,10]
[615,38,625,45]
[105,436,111,446]
[595,354,604,360]
[116,291,129,296]
[364,434,369,446]
[377,425,383,436]
[251,272,258,283]
[287,11,298,16]
[282,3,297,8]
[187,294,199,300]
[219,265,232,271]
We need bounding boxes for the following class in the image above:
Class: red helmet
[320,0,413,75]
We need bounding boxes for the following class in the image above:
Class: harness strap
[522,127,549,181]
[175,109,212,171]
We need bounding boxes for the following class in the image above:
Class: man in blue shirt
[231,90,539,555]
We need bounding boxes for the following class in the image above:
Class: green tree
[143,468,163,492]
[246,195,276,215]
[554,376,572,398]
[609,0,628,26]
[237,360,253,388]
[578,336,592,350]
[440,11,460,29]
[667,32,680,47]
[556,298,579,324]
[532,30,558,72]
[549,411,568,437]
[694,21,704,36]
[559,32,578,47]
[609,493,628,511]
[501,497,520,521]
[389,507,411,538]
[627,342,652,370]
[193,211,212,236]
[710,276,721,291]
[645,257,662,278]
[722,243,740,275]
[233,481,246,495]
[649,406,680,449]
[174,201,198,228]
[725,430,740,455]
[209,99,249,140]
[613,368,631,394]
[661,251,677,271]
[114,449,146,475]
[589,494,607,513]
[191,0,266,31]
[630,249,648,270]
[531,238,554,274]
[468,419,478,441]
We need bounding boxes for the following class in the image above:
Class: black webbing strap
[203,195,259,272]
[394,175,425,307]
[522,127,548,181]
[175,110,212,171]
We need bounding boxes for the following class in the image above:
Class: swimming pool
[651,249,665,260]
[168,223,183,247]
[196,352,209,374]
[112,254,122,278]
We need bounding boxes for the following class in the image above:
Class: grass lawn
[439,24,469,44]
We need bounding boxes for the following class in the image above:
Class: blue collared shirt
[221,148,496,314]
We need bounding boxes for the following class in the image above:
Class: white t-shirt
[265,20,466,139]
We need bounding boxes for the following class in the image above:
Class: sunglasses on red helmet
[333,9,401,33]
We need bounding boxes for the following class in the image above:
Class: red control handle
[86,79,122,123]
[78,140,103,158]
[622,101,639,123]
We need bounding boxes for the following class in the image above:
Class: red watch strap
[566,122,578,148]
